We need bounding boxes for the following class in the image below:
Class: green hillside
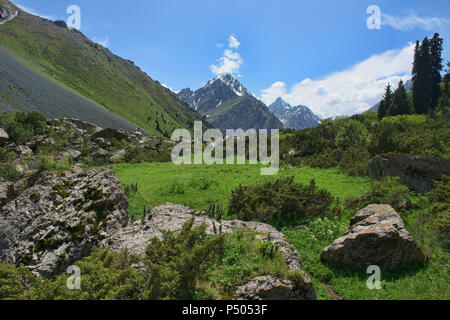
[0,0,203,137]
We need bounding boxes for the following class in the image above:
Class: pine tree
[378,84,393,119]
[438,61,450,112]
[384,83,393,114]
[430,33,444,110]
[378,100,387,120]
[412,38,432,114]
[390,80,411,116]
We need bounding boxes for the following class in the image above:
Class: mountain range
[268,97,320,130]
[177,73,283,132]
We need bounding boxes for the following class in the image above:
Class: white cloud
[382,12,450,32]
[228,34,240,49]
[93,36,110,48]
[210,35,244,76]
[216,43,224,48]
[260,43,415,119]
[14,3,57,20]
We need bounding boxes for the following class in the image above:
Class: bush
[228,177,335,222]
[363,176,410,209]
[427,176,450,236]
[2,112,47,144]
[122,147,171,163]
[142,218,225,300]
[335,119,370,150]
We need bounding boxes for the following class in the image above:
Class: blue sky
[11,0,450,118]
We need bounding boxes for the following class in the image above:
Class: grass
[282,214,450,300]
[110,161,370,219]
[110,161,448,300]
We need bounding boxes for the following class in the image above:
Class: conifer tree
[378,83,393,119]
[391,80,411,116]
[377,100,387,120]
[430,33,444,110]
[412,38,432,114]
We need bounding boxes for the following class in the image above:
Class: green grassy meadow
[111,162,370,219]
[109,161,449,300]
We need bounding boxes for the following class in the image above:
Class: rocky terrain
[368,154,450,193]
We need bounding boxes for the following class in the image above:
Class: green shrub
[364,176,411,209]
[122,147,171,163]
[0,263,38,300]
[142,218,225,300]
[228,177,335,222]
[335,119,370,150]
[427,176,450,236]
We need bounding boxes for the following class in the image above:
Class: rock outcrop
[321,204,426,270]
[368,154,450,193]
[0,1,18,25]
[101,203,316,299]
[0,168,129,277]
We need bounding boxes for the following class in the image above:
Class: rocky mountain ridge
[268,97,320,130]
[177,73,283,132]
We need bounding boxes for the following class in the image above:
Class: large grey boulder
[368,154,450,193]
[0,168,129,277]
[321,204,426,270]
[101,203,316,299]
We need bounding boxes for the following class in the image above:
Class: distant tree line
[378,33,448,119]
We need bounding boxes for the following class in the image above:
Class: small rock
[91,148,109,159]
[16,145,33,155]
[235,275,315,300]
[59,149,82,161]
[0,128,9,146]
[110,149,126,161]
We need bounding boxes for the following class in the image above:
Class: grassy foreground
[110,161,449,300]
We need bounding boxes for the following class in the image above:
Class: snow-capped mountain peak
[268,97,320,130]
[205,73,249,97]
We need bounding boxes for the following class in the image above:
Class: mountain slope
[0,0,203,136]
[0,45,138,130]
[268,97,320,130]
[177,73,283,132]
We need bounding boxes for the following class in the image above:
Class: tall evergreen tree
[378,84,393,119]
[391,80,411,116]
[438,61,450,112]
[378,100,387,120]
[430,33,444,110]
[412,38,432,114]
